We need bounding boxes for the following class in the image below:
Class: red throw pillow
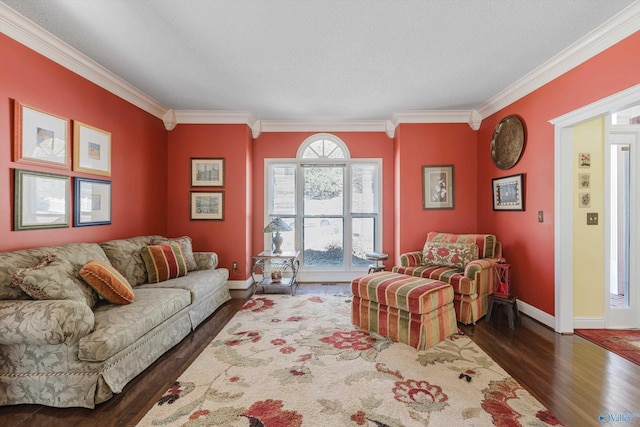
[141,242,188,283]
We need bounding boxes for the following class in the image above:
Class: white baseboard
[573,317,605,329]
[226,278,253,290]
[516,299,556,330]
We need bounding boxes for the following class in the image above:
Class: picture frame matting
[492,173,525,211]
[74,177,112,227]
[190,191,224,220]
[422,164,454,210]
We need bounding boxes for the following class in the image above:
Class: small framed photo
[74,177,112,227]
[492,173,525,211]
[73,121,111,176]
[578,173,591,189]
[579,152,591,169]
[191,158,224,187]
[579,192,591,208]
[13,101,70,168]
[14,169,70,230]
[422,165,454,209]
[190,191,224,220]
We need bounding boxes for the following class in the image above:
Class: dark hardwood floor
[3,283,640,427]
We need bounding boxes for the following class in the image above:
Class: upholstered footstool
[351,271,458,350]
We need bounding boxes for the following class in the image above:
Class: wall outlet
[232,261,238,270]
[587,212,598,225]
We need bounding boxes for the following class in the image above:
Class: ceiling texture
[1,0,638,135]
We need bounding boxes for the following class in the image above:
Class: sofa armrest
[193,252,219,270]
[464,258,499,279]
[0,300,94,346]
[398,251,423,267]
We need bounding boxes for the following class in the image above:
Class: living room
[1,1,640,425]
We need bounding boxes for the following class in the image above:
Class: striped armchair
[392,232,502,324]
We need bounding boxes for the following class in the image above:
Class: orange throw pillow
[79,260,135,304]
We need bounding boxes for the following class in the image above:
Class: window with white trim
[266,134,382,281]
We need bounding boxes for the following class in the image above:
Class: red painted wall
[477,32,640,315]
[252,132,396,268]
[166,124,253,278]
[394,123,479,259]
[0,35,168,252]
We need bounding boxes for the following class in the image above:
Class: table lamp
[263,217,292,254]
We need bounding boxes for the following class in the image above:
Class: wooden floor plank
[2,284,639,427]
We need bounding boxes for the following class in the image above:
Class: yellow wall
[573,118,605,317]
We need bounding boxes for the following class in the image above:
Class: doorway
[552,83,640,333]
[605,108,639,328]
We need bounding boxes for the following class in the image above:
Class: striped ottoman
[351,271,458,350]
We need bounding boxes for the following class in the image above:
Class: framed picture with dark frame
[191,158,224,187]
[492,173,525,211]
[422,165,454,209]
[74,177,112,227]
[14,169,70,230]
[73,121,111,176]
[13,101,70,168]
[190,191,224,220]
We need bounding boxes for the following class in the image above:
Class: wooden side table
[486,294,520,329]
[251,250,300,295]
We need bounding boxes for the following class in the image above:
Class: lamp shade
[264,217,292,254]
[263,217,292,233]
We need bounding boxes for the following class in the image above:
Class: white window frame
[264,134,382,282]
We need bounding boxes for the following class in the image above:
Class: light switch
[587,212,598,225]
[538,211,544,223]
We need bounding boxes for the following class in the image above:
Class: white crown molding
[0,3,169,119]
[476,1,640,120]
[391,110,482,130]
[254,120,393,138]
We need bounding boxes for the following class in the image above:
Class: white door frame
[551,83,640,333]
[605,126,639,328]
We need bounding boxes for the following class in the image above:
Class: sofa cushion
[393,265,476,296]
[138,269,225,302]
[11,255,98,308]
[0,242,110,300]
[153,236,198,271]
[79,260,135,305]
[426,232,497,258]
[422,242,478,268]
[78,287,190,362]
[141,243,188,283]
[100,235,163,287]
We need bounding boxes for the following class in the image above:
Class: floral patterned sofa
[392,232,502,325]
[0,235,230,408]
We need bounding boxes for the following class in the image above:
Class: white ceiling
[1,0,637,124]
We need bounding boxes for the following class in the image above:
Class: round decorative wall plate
[491,115,525,170]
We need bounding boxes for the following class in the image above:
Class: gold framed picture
[73,121,111,176]
[13,101,70,168]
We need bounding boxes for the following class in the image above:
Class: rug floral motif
[137,295,563,426]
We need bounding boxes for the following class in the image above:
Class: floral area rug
[137,295,563,426]
[575,329,640,366]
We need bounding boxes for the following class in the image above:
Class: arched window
[266,134,381,282]
[297,134,349,159]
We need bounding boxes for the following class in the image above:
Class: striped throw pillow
[141,242,188,283]
[79,260,135,304]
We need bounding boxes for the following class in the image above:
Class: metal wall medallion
[491,115,525,170]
